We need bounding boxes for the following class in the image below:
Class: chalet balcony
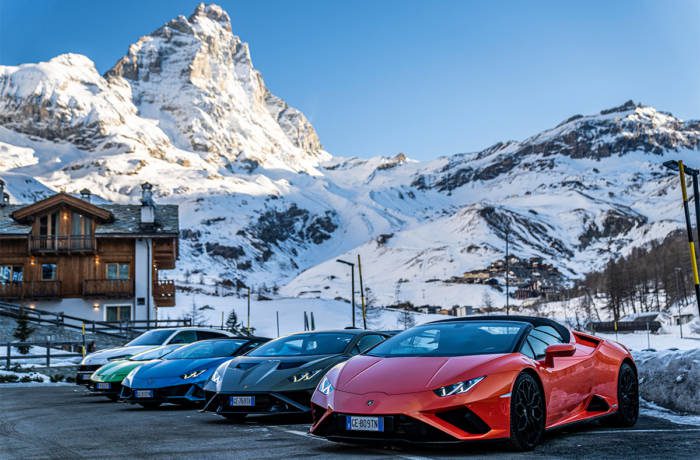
[29,236,96,254]
[153,280,176,307]
[0,281,62,299]
[83,279,134,298]
[0,282,24,300]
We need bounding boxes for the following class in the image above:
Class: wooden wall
[0,238,137,297]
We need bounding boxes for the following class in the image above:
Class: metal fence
[0,302,192,340]
[3,340,94,370]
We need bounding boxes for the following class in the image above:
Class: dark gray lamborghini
[201,329,388,421]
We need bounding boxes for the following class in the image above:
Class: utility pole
[675,267,684,338]
[336,259,356,327]
[358,254,367,329]
[246,286,251,334]
[505,227,510,316]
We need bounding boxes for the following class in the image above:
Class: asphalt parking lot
[0,386,699,459]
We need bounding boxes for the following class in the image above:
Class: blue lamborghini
[120,337,268,408]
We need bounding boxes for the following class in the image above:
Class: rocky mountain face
[105,3,325,173]
[1,3,699,308]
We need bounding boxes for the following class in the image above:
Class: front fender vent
[436,407,490,435]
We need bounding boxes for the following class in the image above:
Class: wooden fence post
[5,343,10,370]
[46,340,51,368]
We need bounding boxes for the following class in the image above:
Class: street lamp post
[336,259,356,328]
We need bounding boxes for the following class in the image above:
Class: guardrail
[586,320,662,334]
[3,340,94,369]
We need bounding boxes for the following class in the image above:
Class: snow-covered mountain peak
[0,53,172,157]
[105,3,326,174]
[191,2,231,27]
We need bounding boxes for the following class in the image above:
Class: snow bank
[0,369,51,384]
[634,349,700,414]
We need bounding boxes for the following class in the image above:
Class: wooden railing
[29,235,96,254]
[82,279,134,298]
[153,280,176,307]
[0,281,62,300]
[0,282,23,299]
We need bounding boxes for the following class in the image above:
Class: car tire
[106,394,119,402]
[608,362,639,427]
[223,414,247,423]
[138,402,162,409]
[508,372,546,451]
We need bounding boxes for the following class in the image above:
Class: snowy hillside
[1,3,700,310]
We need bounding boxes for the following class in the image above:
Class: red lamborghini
[309,316,638,450]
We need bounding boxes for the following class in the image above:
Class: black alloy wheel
[509,372,546,451]
[609,362,639,427]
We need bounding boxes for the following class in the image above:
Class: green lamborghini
[88,344,182,400]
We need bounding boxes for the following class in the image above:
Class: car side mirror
[544,343,576,367]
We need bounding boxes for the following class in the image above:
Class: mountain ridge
[1,3,698,308]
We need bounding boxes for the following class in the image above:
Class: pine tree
[225,310,243,334]
[397,310,416,330]
[13,307,35,355]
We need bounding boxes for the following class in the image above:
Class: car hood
[336,354,507,395]
[128,357,228,388]
[215,354,345,393]
[81,346,155,366]
[92,360,145,383]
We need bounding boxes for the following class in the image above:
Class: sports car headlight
[318,376,334,395]
[182,369,207,380]
[290,368,323,383]
[434,376,485,397]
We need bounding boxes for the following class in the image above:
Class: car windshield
[165,340,249,360]
[125,329,175,346]
[248,332,353,357]
[129,345,181,362]
[367,321,527,357]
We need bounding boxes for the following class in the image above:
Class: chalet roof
[0,203,178,237]
[0,205,29,235]
[10,192,114,223]
[98,205,179,236]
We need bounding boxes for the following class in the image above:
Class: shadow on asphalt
[201,413,312,426]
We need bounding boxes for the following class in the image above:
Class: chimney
[0,179,7,207]
[80,188,92,203]
[140,182,155,225]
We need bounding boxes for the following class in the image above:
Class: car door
[524,326,590,425]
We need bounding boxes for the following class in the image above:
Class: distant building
[452,305,474,317]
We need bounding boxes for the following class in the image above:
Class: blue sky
[1,0,699,160]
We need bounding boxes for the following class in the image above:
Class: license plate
[78,373,91,381]
[96,382,111,390]
[346,416,384,432]
[229,396,255,407]
[135,389,154,399]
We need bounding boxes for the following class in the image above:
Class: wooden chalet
[0,180,179,323]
